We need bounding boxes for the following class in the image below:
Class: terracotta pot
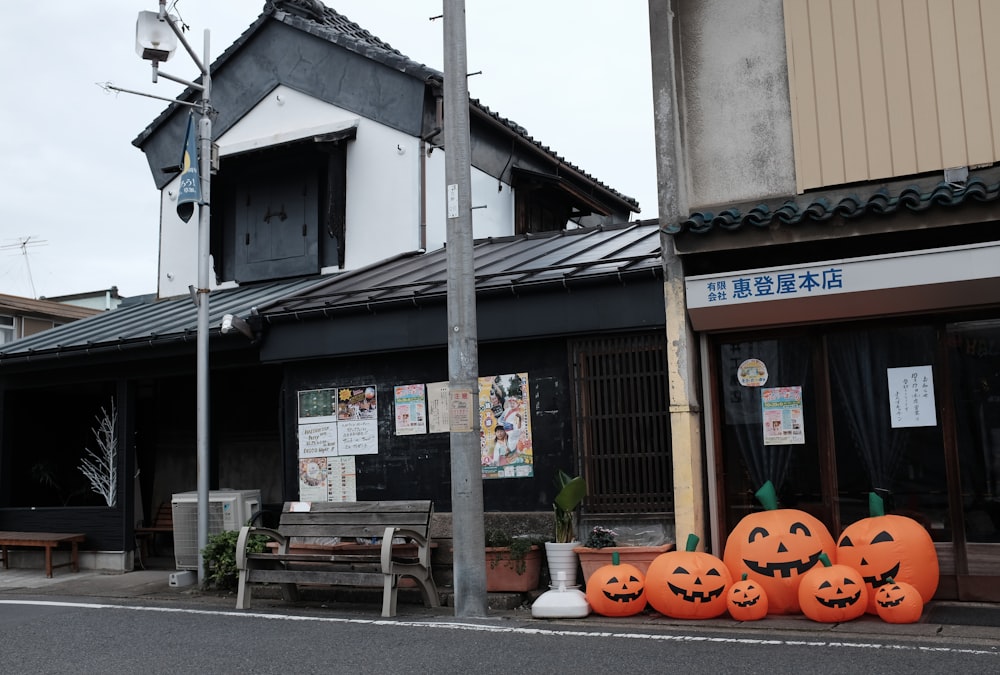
[485,545,542,592]
[574,543,675,587]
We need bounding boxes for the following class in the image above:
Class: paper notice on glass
[887,366,937,428]
[761,386,805,446]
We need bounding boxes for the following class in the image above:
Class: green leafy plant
[201,529,268,591]
[553,469,587,543]
[485,528,536,575]
[583,525,618,549]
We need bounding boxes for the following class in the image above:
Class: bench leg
[236,569,251,609]
[382,575,398,618]
[412,573,441,609]
[44,545,53,578]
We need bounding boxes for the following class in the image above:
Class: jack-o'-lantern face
[837,514,939,614]
[724,508,836,614]
[727,573,768,621]
[797,559,867,623]
[585,558,647,617]
[874,579,923,624]
[647,536,733,620]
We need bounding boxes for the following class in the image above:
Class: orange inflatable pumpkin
[646,534,732,619]
[797,552,867,622]
[585,551,647,617]
[723,481,836,615]
[836,493,938,614]
[874,577,923,624]
[727,573,768,621]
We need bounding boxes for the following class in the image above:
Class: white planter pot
[544,541,580,587]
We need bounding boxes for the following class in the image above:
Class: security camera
[220,313,255,341]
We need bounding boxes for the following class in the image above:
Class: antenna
[1,236,48,298]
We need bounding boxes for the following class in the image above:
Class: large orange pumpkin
[797,552,867,623]
[646,534,732,619]
[727,573,768,621]
[874,577,923,624]
[585,551,647,617]
[723,481,836,615]
[836,493,939,614]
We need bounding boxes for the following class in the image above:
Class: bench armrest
[236,525,288,570]
[379,527,433,572]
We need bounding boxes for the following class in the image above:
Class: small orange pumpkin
[797,552,867,623]
[646,534,732,619]
[874,577,923,624]
[836,493,938,614]
[723,481,836,615]
[727,573,768,621]
[585,551,647,617]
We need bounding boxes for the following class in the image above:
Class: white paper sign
[887,365,937,428]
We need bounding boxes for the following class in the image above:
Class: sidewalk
[1,562,998,643]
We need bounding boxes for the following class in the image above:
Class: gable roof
[132,0,637,211]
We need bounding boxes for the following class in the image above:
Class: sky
[0,1,656,299]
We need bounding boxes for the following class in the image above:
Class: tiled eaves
[662,176,1000,236]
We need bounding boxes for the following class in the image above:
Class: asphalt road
[1,597,998,675]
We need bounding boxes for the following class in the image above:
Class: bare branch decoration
[79,400,118,507]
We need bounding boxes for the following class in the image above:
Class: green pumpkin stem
[818,552,832,567]
[755,480,779,511]
[612,551,620,566]
[869,492,885,518]
[685,533,700,552]
[741,573,748,581]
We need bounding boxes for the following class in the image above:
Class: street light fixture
[133,1,214,584]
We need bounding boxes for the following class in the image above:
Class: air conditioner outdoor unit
[171,489,261,570]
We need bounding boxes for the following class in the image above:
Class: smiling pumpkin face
[727,573,769,621]
[585,558,647,617]
[646,535,732,619]
[836,514,939,614]
[723,508,836,615]
[874,578,923,624]
[797,557,867,623]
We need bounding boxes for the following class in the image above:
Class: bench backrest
[277,500,434,540]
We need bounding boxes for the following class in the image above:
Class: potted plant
[544,469,587,586]
[484,528,542,592]
[574,525,675,585]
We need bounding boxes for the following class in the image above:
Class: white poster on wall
[887,365,937,428]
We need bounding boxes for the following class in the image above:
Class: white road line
[1,599,997,657]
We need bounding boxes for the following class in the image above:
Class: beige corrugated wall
[784,0,1000,192]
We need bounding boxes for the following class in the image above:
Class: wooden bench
[135,503,174,565]
[0,531,85,578]
[235,500,440,617]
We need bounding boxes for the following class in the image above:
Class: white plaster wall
[157,84,516,297]
[679,0,796,209]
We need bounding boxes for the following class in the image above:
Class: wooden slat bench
[235,500,440,617]
[135,503,174,565]
[0,531,85,578]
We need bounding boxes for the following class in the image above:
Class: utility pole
[443,0,488,617]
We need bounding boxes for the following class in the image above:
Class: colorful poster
[298,457,327,501]
[887,366,938,428]
[426,381,450,433]
[394,384,427,435]
[479,373,533,479]
[337,386,377,420]
[761,386,804,446]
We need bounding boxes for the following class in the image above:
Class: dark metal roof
[664,175,1000,236]
[262,222,663,320]
[0,277,329,363]
[0,224,662,365]
[132,1,637,211]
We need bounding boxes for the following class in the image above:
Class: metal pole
[443,0,487,617]
[195,28,212,584]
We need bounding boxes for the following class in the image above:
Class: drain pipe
[419,94,444,251]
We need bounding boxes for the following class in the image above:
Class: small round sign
[737,358,768,387]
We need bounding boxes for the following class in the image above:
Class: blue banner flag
[176,113,201,223]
